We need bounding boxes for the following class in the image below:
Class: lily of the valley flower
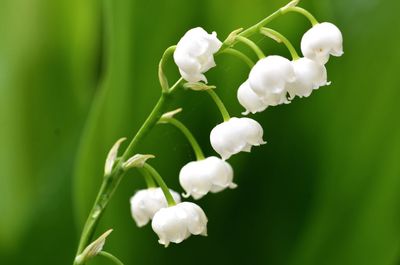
[179,156,236,200]
[210,117,265,160]
[130,188,181,227]
[174,27,222,83]
[237,80,268,115]
[301,22,343,64]
[248,55,295,103]
[151,202,208,247]
[287,57,329,98]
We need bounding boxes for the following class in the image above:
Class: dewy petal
[179,68,207,83]
[301,22,343,64]
[151,202,208,247]
[210,117,265,159]
[237,80,268,115]
[130,188,181,227]
[288,57,328,98]
[178,202,208,236]
[248,56,294,100]
[179,156,235,198]
[238,118,266,146]
[174,27,222,83]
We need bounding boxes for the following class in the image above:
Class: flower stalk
[74,93,172,263]
[235,36,265,59]
[206,89,231,122]
[260,27,300,60]
[159,117,205,161]
[143,163,177,206]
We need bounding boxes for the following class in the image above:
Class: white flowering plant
[73,0,343,264]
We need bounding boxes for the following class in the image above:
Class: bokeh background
[1,0,399,264]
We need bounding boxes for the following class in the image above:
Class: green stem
[218,0,316,52]
[161,118,205,160]
[158,45,177,92]
[235,36,265,59]
[219,48,254,68]
[74,94,170,261]
[206,89,231,122]
[98,251,124,265]
[168,77,185,94]
[143,163,176,206]
[260,27,300,60]
[137,167,156,188]
[283,6,319,26]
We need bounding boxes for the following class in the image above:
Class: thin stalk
[161,118,205,160]
[98,251,124,265]
[235,36,265,59]
[218,0,313,52]
[143,163,176,206]
[219,48,255,68]
[260,27,300,60]
[74,94,170,260]
[206,89,231,122]
[284,6,318,25]
[158,45,177,92]
[137,167,156,188]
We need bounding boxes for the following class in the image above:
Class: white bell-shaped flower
[151,202,208,247]
[237,80,268,115]
[301,22,343,64]
[179,156,236,200]
[248,55,295,101]
[173,27,222,83]
[287,57,329,98]
[130,188,181,227]
[210,117,266,160]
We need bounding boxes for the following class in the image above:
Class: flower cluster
[130,9,342,248]
[238,22,342,114]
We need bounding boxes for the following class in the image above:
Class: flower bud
[248,56,295,101]
[75,229,113,265]
[174,27,222,83]
[151,202,207,247]
[237,80,268,115]
[301,22,343,64]
[287,57,329,98]
[130,188,181,227]
[210,117,266,160]
[179,156,236,200]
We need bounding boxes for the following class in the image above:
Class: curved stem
[74,94,170,260]
[235,36,265,59]
[168,77,185,94]
[143,163,176,206]
[283,6,319,25]
[219,48,254,68]
[206,89,231,122]
[158,45,177,92]
[260,27,300,60]
[119,94,169,163]
[98,251,124,265]
[137,167,156,188]
[161,118,205,160]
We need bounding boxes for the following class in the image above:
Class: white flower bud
[248,56,295,102]
[130,188,181,227]
[151,202,207,247]
[174,27,222,83]
[210,117,266,160]
[301,22,343,64]
[287,57,329,98]
[237,80,268,115]
[179,156,236,200]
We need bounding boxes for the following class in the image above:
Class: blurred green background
[1,0,399,264]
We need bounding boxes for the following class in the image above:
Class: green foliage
[0,0,399,264]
